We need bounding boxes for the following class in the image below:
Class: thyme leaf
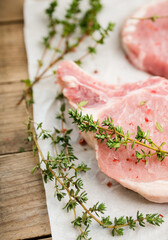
[156,122,163,133]
[77,101,89,110]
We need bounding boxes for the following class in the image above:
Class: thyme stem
[36,33,87,82]
[131,15,168,22]
[41,73,57,80]
[78,42,98,62]
[81,120,167,154]
[50,36,64,63]
[98,125,167,154]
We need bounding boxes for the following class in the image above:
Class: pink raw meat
[122,0,168,78]
[58,61,165,108]
[57,60,168,203]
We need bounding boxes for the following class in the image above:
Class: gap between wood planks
[0,19,24,25]
[21,235,52,240]
[0,0,24,23]
[0,149,33,157]
[0,81,21,86]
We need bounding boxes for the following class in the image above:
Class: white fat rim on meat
[119,179,168,203]
[63,75,79,88]
[63,75,108,102]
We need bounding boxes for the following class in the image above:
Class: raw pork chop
[58,60,166,104]
[122,0,168,78]
[57,61,168,203]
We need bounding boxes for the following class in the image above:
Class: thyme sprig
[69,109,168,164]
[26,94,163,238]
[18,0,114,106]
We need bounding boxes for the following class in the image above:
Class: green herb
[19,147,25,152]
[77,101,89,110]
[37,59,43,68]
[139,100,147,106]
[156,122,163,133]
[151,14,159,22]
[45,0,58,19]
[69,109,168,164]
[21,79,32,87]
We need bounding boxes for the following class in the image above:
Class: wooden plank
[0,0,24,22]
[0,82,32,154]
[0,152,51,240]
[0,2,52,239]
[0,23,28,83]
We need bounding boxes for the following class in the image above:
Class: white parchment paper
[24,0,168,239]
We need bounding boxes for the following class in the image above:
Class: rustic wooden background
[0,0,52,239]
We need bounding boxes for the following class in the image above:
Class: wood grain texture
[0,0,52,239]
[0,0,24,22]
[0,23,28,83]
[0,152,51,240]
[0,82,32,154]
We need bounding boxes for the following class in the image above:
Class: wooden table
[0,1,52,239]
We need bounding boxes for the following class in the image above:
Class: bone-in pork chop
[57,60,168,203]
[122,0,168,78]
